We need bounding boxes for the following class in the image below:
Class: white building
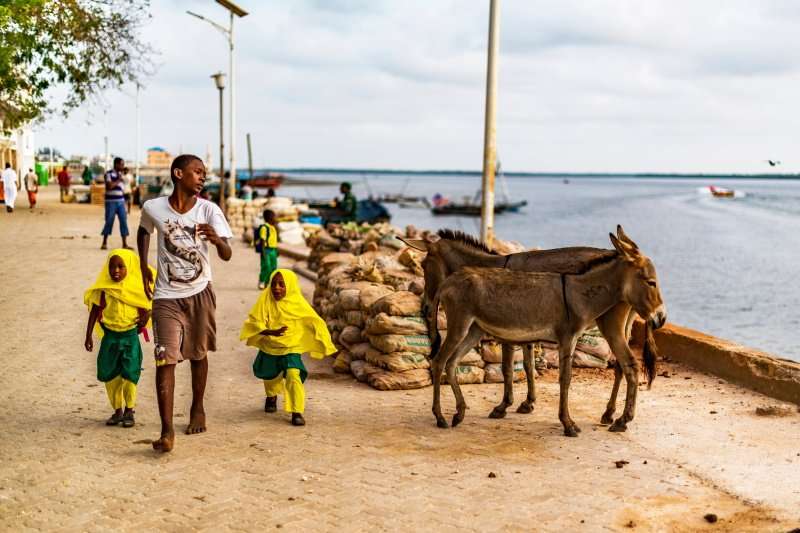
[0,118,35,174]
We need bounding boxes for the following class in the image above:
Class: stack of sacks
[480,341,527,383]
[227,196,312,244]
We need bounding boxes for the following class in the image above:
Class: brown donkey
[401,229,634,420]
[428,227,666,437]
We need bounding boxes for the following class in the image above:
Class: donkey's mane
[436,229,499,255]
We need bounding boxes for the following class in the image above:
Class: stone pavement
[0,188,798,532]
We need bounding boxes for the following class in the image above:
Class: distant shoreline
[261,168,800,180]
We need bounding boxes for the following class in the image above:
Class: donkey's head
[609,225,667,330]
[399,233,446,304]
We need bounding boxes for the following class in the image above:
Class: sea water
[278,172,800,361]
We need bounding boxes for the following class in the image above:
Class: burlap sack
[368,334,431,355]
[365,313,427,336]
[365,350,430,372]
[367,368,432,390]
[369,291,422,317]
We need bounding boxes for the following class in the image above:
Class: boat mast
[480,0,500,247]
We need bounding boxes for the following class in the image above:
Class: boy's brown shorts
[152,283,216,366]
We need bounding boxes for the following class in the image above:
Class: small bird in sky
[765,159,782,167]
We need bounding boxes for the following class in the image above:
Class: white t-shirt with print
[139,196,233,300]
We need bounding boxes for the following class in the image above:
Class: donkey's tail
[427,287,444,361]
[642,321,659,389]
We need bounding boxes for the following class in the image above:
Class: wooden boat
[245,172,285,189]
[431,200,527,216]
[709,185,735,198]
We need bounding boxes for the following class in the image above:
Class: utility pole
[211,72,226,213]
[480,0,500,247]
[103,108,110,171]
[135,83,141,188]
[246,132,253,180]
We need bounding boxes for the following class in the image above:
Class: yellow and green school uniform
[258,222,279,285]
[240,269,336,413]
[84,249,155,410]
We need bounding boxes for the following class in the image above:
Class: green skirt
[253,351,307,382]
[97,325,143,384]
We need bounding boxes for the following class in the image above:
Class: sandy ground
[1,188,799,532]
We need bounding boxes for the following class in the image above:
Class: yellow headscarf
[84,249,155,327]
[240,269,336,359]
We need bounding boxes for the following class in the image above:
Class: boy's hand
[197,224,222,246]
[141,266,154,300]
[85,336,93,352]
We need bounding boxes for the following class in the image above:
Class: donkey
[428,227,666,437]
[401,229,636,421]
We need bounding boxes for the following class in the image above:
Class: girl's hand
[137,309,150,329]
[85,337,93,352]
[261,326,288,337]
[275,326,288,336]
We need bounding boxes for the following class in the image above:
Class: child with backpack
[255,209,279,290]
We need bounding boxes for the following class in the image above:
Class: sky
[34,0,800,174]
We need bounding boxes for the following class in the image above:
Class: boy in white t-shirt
[137,154,233,453]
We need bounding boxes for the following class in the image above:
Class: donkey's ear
[398,237,429,252]
[616,225,639,250]
[610,233,637,262]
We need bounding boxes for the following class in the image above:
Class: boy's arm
[196,224,232,261]
[137,226,154,299]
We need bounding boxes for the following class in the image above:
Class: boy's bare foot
[185,408,206,434]
[264,396,277,413]
[152,432,175,453]
[291,413,306,426]
[106,409,124,426]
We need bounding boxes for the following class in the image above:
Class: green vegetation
[0,0,154,132]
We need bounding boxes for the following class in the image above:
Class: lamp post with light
[187,0,248,205]
[211,72,226,213]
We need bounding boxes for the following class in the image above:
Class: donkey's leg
[600,361,622,425]
[448,326,483,428]
[516,343,536,414]
[489,344,515,419]
[557,334,580,437]
[432,318,474,429]
[597,306,639,433]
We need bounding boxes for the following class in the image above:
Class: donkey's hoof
[600,412,615,425]
[516,401,534,414]
[452,412,465,427]
[609,419,627,432]
[436,417,449,429]
[488,407,507,419]
[563,426,580,438]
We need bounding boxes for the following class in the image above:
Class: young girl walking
[84,249,155,427]
[240,269,336,426]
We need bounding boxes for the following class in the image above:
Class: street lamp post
[480,0,500,247]
[187,0,248,207]
[211,72,226,214]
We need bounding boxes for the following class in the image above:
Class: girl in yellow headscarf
[240,268,336,426]
[84,249,155,428]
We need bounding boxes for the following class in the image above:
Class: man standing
[1,163,19,213]
[335,181,357,222]
[57,166,71,202]
[101,157,131,250]
[82,165,93,185]
[137,154,232,453]
[24,168,38,209]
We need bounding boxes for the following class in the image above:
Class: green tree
[0,0,155,132]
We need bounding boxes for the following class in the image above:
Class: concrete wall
[633,321,800,405]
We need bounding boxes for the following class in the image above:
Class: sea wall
[633,321,800,405]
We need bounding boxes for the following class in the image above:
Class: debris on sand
[614,460,630,469]
[755,405,794,417]
[487,472,497,478]
[703,513,718,523]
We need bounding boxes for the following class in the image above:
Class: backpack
[254,223,268,254]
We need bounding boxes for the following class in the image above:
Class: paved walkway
[0,188,798,532]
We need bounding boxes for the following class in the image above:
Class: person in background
[2,163,19,213]
[101,157,131,250]
[24,168,38,209]
[266,187,276,199]
[57,166,71,202]
[122,167,134,214]
[82,165,93,186]
[255,209,279,290]
[335,181,357,222]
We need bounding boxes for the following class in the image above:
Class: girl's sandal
[122,411,135,428]
[264,396,277,413]
[106,412,124,426]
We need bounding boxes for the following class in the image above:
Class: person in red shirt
[57,166,71,202]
